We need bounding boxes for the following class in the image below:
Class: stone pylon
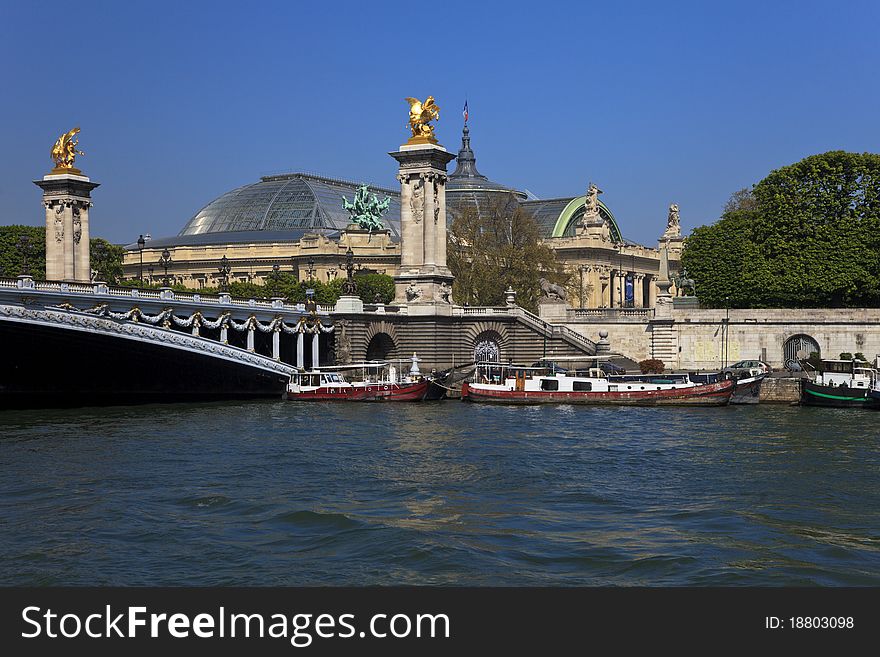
[34,172,99,282]
[389,141,456,315]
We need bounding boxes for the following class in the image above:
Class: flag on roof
[463,100,469,123]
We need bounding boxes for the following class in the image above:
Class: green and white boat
[800,359,879,408]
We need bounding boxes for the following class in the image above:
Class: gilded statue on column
[405,96,440,144]
[50,127,85,174]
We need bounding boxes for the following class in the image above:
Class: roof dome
[178,173,401,240]
[446,124,527,219]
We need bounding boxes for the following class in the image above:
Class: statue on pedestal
[50,127,84,173]
[662,203,681,238]
[342,184,391,232]
[583,182,602,221]
[405,96,440,144]
[539,277,568,301]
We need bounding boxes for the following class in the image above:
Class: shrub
[639,358,665,374]
[839,352,853,360]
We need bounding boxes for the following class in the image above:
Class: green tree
[90,238,126,284]
[448,195,568,312]
[682,151,880,308]
[352,272,395,304]
[680,210,759,307]
[0,225,45,279]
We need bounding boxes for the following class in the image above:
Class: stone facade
[558,307,880,370]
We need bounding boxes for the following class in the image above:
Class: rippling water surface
[1,401,878,585]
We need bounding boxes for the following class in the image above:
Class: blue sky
[1,0,878,245]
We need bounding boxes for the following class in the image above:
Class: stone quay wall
[557,307,880,371]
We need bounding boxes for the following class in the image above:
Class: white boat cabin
[472,362,698,393]
[815,360,876,389]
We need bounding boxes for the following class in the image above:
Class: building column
[73,202,91,282]
[311,331,320,367]
[633,274,645,308]
[611,271,620,308]
[35,175,98,283]
[423,173,436,267]
[436,176,447,267]
[296,332,304,368]
[600,269,610,308]
[272,327,281,361]
[648,275,657,308]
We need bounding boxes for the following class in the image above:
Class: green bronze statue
[342,184,391,232]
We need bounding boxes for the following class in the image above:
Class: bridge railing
[450,304,597,352]
[0,276,331,315]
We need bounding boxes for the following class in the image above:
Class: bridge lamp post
[723,296,730,368]
[306,257,315,281]
[578,265,588,309]
[340,246,357,295]
[92,241,107,282]
[18,235,31,276]
[218,255,231,292]
[136,234,145,282]
[159,248,172,287]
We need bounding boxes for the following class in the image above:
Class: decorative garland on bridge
[50,302,334,334]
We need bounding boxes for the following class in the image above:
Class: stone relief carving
[54,204,64,242]
[73,207,82,244]
[405,283,423,301]
[334,319,351,364]
[438,281,452,304]
[433,180,439,223]
[411,181,424,223]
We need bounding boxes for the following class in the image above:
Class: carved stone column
[35,173,99,282]
[633,273,645,308]
[389,141,456,315]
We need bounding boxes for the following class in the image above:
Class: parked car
[721,360,771,377]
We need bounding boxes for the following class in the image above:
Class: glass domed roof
[178,173,401,240]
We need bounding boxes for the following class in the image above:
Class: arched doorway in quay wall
[366,332,397,361]
[473,330,502,364]
[783,334,820,369]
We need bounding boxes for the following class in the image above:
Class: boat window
[540,378,559,391]
[572,381,592,392]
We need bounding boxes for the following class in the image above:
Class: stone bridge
[0,276,602,407]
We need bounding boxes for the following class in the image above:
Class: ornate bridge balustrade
[0,276,334,373]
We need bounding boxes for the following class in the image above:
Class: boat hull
[286,381,428,402]
[461,379,735,406]
[730,374,766,405]
[800,379,876,408]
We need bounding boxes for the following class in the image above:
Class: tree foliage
[0,225,45,279]
[682,151,880,308]
[448,195,569,312]
[0,225,126,284]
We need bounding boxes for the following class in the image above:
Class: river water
[1,401,878,586]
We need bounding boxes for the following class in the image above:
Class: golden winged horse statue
[405,96,440,144]
[50,127,85,173]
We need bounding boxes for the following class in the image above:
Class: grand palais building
[123,124,682,309]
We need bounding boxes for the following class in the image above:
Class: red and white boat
[461,361,735,406]
[286,363,428,402]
